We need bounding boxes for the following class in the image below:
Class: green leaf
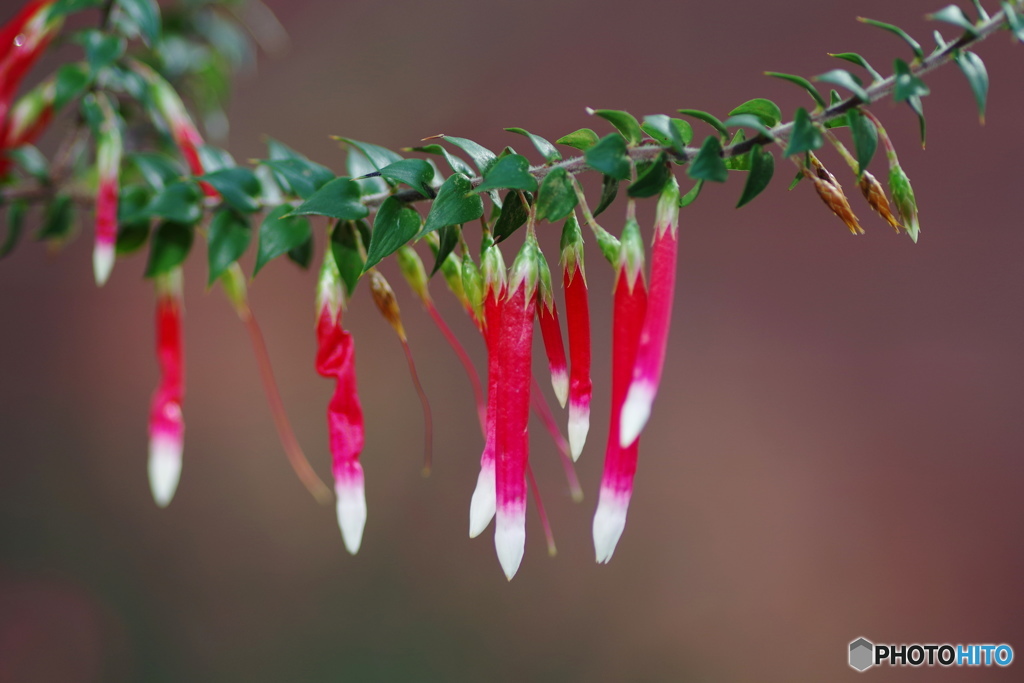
[535,167,578,222]
[264,140,334,198]
[49,0,104,19]
[37,195,75,241]
[784,108,823,157]
[929,5,978,34]
[677,109,729,137]
[723,131,751,171]
[420,173,484,237]
[408,144,474,177]
[7,145,49,181]
[788,170,805,190]
[287,236,313,269]
[364,197,421,271]
[475,154,538,193]
[858,18,925,60]
[814,69,869,102]
[144,181,202,224]
[492,190,530,242]
[207,210,251,285]
[377,158,434,197]
[254,205,311,276]
[54,63,91,110]
[956,51,989,122]
[337,138,403,172]
[593,175,619,217]
[145,222,193,277]
[330,222,365,296]
[728,98,783,127]
[80,30,126,74]
[764,73,828,110]
[1,200,27,258]
[972,0,991,21]
[431,225,460,276]
[687,136,728,183]
[892,59,931,102]
[679,179,703,207]
[584,134,630,180]
[846,108,877,175]
[130,152,182,190]
[736,145,775,208]
[116,0,160,44]
[439,136,496,175]
[291,177,368,221]
[1002,2,1024,41]
[197,145,235,174]
[588,108,643,146]
[505,127,562,164]
[555,128,599,151]
[828,52,885,82]
[199,167,261,213]
[641,115,692,154]
[116,185,151,255]
[722,114,775,139]
[628,154,670,198]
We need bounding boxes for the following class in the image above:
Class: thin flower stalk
[536,251,569,409]
[148,267,185,508]
[864,109,921,242]
[619,178,680,447]
[316,245,366,554]
[530,377,583,503]
[219,264,331,504]
[560,212,593,460]
[92,93,121,286]
[525,463,557,557]
[594,217,648,563]
[368,268,433,475]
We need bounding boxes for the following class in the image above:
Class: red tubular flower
[619,178,680,447]
[536,251,569,409]
[561,212,592,460]
[316,247,366,554]
[0,1,58,129]
[148,269,185,508]
[593,218,647,562]
[469,241,506,538]
[493,240,538,580]
[92,94,122,286]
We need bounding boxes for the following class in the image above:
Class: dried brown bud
[858,171,901,232]
[368,270,407,341]
[812,176,864,235]
[809,152,842,191]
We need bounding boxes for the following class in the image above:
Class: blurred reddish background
[2,0,1024,680]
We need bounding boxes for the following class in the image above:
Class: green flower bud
[888,163,920,243]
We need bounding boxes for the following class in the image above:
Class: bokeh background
[3,0,1024,680]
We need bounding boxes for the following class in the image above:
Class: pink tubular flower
[593,218,648,562]
[468,241,506,538]
[148,268,185,508]
[316,246,366,554]
[561,212,592,460]
[0,1,58,128]
[536,249,569,409]
[493,239,538,580]
[619,177,680,447]
[93,94,122,286]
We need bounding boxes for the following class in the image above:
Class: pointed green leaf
[291,177,368,221]
[641,115,692,154]
[37,195,75,242]
[829,52,885,82]
[784,108,824,157]
[736,145,775,208]
[588,109,643,146]
[724,130,751,171]
[420,173,484,237]
[555,128,599,151]
[535,167,578,222]
[475,154,538,193]
[197,145,235,173]
[145,222,193,277]
[130,152,182,190]
[287,236,313,269]
[892,59,931,102]
[145,181,202,224]
[679,179,703,207]
[764,73,828,109]
[722,114,775,139]
[7,145,49,181]
[207,209,251,285]
[49,0,105,18]
[363,197,421,271]
[955,51,989,122]
[430,225,460,276]
[337,138,403,172]
[376,158,434,197]
[505,127,562,164]
[80,30,126,74]
[846,108,878,176]
[493,190,530,242]
[628,153,670,197]
[815,69,869,102]
[584,133,630,180]
[728,98,783,127]
[593,175,619,217]
[440,136,496,175]
[687,136,728,183]
[408,144,474,177]
[330,221,365,295]
[199,167,261,213]
[677,109,729,137]
[54,63,91,110]
[254,205,312,276]
[858,18,925,60]
[1,200,27,258]
[116,185,152,255]
[929,5,978,34]
[1002,2,1024,41]
[116,0,161,44]
[260,158,333,199]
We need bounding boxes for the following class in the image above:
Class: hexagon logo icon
[849,637,874,672]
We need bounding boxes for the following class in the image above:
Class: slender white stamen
[93,242,115,287]
[619,380,654,448]
[335,478,367,555]
[494,507,526,581]
[567,401,590,461]
[551,370,569,410]
[469,463,496,538]
[592,491,630,564]
[148,433,182,508]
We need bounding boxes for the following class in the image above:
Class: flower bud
[888,163,920,243]
[858,170,901,232]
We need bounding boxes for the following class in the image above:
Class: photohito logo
[848,637,1014,672]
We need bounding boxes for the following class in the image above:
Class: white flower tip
[335,479,367,555]
[567,404,590,461]
[148,435,182,508]
[495,512,526,581]
[592,494,630,564]
[93,243,115,287]
[552,371,569,409]
[468,466,496,538]
[619,382,654,448]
